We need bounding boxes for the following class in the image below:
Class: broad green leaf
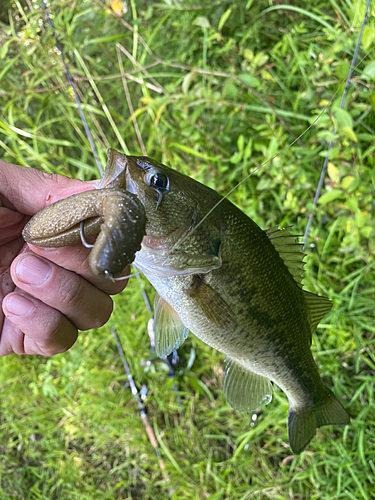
[238,73,261,89]
[194,16,210,28]
[343,126,357,142]
[360,226,373,238]
[362,26,375,51]
[182,71,196,94]
[243,49,254,61]
[318,189,343,205]
[256,177,272,191]
[0,38,14,59]
[335,61,350,80]
[230,151,242,164]
[237,134,244,152]
[253,52,268,68]
[341,176,355,190]
[327,162,340,183]
[333,108,353,129]
[362,61,375,80]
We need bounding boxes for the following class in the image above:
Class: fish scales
[126,154,350,455]
[22,149,350,454]
[139,180,317,383]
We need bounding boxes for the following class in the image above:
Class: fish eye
[145,171,169,190]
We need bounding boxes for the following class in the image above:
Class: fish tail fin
[288,387,350,454]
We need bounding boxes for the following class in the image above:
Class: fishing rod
[40,0,176,472]
[302,0,371,250]
[111,326,168,479]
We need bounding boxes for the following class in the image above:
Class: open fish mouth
[23,148,147,278]
[97,148,129,190]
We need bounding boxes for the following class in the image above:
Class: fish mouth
[97,148,129,189]
[124,160,138,196]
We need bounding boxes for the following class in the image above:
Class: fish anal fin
[223,357,272,412]
[265,225,305,286]
[288,386,350,454]
[302,290,332,332]
[183,275,237,329]
[153,292,188,358]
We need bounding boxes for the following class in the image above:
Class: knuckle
[59,275,85,309]
[39,316,78,355]
[55,271,113,330]
[40,311,65,342]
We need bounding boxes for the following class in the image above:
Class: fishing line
[112,270,142,281]
[302,0,372,250]
[169,10,372,255]
[43,0,371,260]
[41,3,183,433]
[37,0,370,463]
[41,2,154,337]
[168,88,347,255]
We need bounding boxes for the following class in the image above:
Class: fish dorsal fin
[223,357,273,412]
[265,226,305,286]
[153,292,189,358]
[266,226,332,332]
[302,290,332,332]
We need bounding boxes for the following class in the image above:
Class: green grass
[1,0,375,498]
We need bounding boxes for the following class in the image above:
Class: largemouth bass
[23,149,350,454]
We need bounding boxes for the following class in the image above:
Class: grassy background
[1,0,375,498]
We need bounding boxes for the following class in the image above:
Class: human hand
[0,159,128,356]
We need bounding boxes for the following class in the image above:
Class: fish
[23,149,350,454]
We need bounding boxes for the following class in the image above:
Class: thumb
[0,160,96,215]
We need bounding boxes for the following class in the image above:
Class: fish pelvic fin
[288,386,350,454]
[153,292,189,358]
[223,357,273,412]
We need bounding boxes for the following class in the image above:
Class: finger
[0,160,95,215]
[1,291,78,356]
[0,238,26,275]
[0,206,29,245]
[10,252,113,331]
[28,244,129,296]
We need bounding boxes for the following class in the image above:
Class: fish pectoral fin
[164,252,222,275]
[153,292,189,358]
[302,290,332,333]
[183,275,237,329]
[223,357,272,412]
